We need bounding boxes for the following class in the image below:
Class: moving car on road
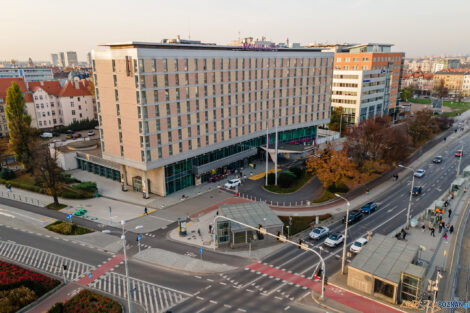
[309,226,329,240]
[324,233,344,248]
[342,210,363,224]
[414,169,426,178]
[350,237,368,253]
[224,178,241,189]
[87,130,95,136]
[361,202,377,214]
[412,186,422,196]
[432,156,443,164]
[456,150,463,157]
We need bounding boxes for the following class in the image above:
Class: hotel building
[92,42,333,196]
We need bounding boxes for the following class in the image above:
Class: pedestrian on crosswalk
[430,227,435,237]
[144,207,148,215]
[448,209,452,218]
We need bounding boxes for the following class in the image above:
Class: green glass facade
[164,126,317,195]
[77,159,121,181]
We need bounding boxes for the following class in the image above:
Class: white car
[309,226,329,240]
[87,130,95,136]
[414,169,426,178]
[224,178,241,189]
[350,237,368,254]
[40,132,53,138]
[324,233,344,248]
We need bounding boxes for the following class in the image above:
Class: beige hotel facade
[92,42,333,196]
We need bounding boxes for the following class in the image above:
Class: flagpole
[265,127,269,186]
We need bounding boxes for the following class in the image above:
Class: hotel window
[197,138,201,147]
[195,59,198,70]
[156,120,160,131]
[163,59,168,72]
[184,59,188,71]
[345,58,350,62]
[166,103,170,115]
[176,89,180,100]
[174,59,178,71]
[151,59,156,72]
[164,74,169,87]
[139,59,144,72]
[165,89,169,102]
[112,60,116,72]
[153,75,158,88]
[175,74,179,85]
[158,147,162,158]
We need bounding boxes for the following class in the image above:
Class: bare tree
[33,143,64,206]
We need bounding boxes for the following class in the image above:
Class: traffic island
[47,289,122,313]
[45,221,94,235]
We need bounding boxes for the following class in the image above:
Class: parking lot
[41,128,100,144]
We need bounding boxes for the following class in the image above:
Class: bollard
[316,216,320,224]
[13,194,15,200]
[19,196,21,201]
[271,200,272,205]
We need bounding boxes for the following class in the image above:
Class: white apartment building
[0,68,54,82]
[29,81,63,128]
[59,80,95,125]
[331,69,386,124]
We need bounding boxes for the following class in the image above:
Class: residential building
[87,52,92,67]
[463,74,470,96]
[58,80,95,125]
[28,81,63,128]
[0,67,54,82]
[433,71,469,96]
[0,78,35,137]
[65,51,79,67]
[93,41,333,196]
[320,43,404,123]
[51,53,59,66]
[432,58,460,73]
[401,69,434,95]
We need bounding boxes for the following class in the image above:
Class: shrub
[72,182,97,193]
[0,179,41,193]
[45,221,93,235]
[327,182,349,193]
[289,167,303,179]
[267,173,275,185]
[0,286,38,313]
[54,119,98,134]
[60,188,93,199]
[278,171,296,188]
[61,173,80,184]
[0,168,15,180]
[62,289,122,313]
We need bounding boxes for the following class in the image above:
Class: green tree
[433,79,449,99]
[5,82,34,170]
[328,107,347,135]
[400,86,413,102]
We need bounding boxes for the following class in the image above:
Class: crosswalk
[91,271,191,313]
[0,240,94,281]
[0,240,191,313]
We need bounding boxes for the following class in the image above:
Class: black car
[342,210,363,224]
[65,129,74,134]
[52,131,60,137]
[432,156,443,164]
[361,202,377,214]
[412,186,422,196]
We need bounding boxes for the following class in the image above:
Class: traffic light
[314,268,323,280]
[276,231,281,241]
[257,224,264,240]
[63,265,68,271]
[298,239,302,249]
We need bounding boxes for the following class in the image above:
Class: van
[40,132,53,138]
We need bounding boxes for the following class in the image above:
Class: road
[0,126,469,312]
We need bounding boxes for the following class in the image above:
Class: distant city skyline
[3,0,470,61]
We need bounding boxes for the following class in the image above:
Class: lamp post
[335,193,350,275]
[399,165,415,229]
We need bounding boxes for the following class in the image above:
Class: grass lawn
[264,173,312,194]
[312,190,335,203]
[279,214,332,235]
[45,221,93,235]
[442,101,470,117]
[45,203,67,210]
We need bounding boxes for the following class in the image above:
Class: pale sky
[2,0,469,62]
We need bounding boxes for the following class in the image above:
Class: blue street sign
[88,272,92,279]
[200,248,203,254]
[109,207,112,214]
[137,234,142,241]
[66,214,72,220]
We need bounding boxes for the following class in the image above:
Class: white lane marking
[209,300,217,304]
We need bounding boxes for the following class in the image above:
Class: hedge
[45,221,93,235]
[72,182,97,193]
[0,286,38,313]
[54,119,98,134]
[48,289,122,313]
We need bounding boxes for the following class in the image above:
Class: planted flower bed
[49,289,122,313]
[0,260,60,313]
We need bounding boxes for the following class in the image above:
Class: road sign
[109,207,112,214]
[200,248,203,254]
[66,214,72,220]
[137,234,142,241]
[88,272,92,279]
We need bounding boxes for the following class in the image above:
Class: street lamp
[102,222,142,313]
[335,193,350,275]
[399,165,415,229]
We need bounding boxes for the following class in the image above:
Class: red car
[455,150,463,157]
[72,133,82,139]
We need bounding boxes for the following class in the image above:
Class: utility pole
[399,165,415,229]
[335,193,350,275]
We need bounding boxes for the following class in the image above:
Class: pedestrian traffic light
[298,239,302,249]
[314,268,322,280]
[63,265,68,271]
[276,231,281,240]
[257,224,265,239]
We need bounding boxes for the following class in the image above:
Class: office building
[0,67,54,82]
[51,53,59,66]
[432,58,460,73]
[65,51,79,67]
[310,43,404,123]
[93,41,333,196]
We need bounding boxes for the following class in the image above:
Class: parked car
[309,226,329,240]
[361,202,377,214]
[350,237,368,254]
[87,130,95,136]
[432,156,443,164]
[414,169,426,178]
[65,129,74,134]
[52,131,60,137]
[224,178,241,189]
[456,150,463,157]
[342,210,363,224]
[40,132,53,138]
[324,233,344,248]
[94,125,100,130]
[412,186,422,196]
[72,133,82,139]
[65,134,73,139]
